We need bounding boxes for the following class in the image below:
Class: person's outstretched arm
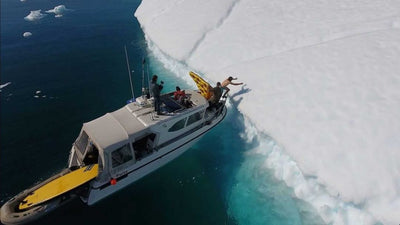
[230,81,243,85]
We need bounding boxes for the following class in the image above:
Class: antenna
[142,57,146,97]
[124,45,135,102]
[147,62,150,94]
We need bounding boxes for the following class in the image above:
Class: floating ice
[135,0,400,224]
[23,32,32,38]
[0,82,11,90]
[35,90,41,94]
[24,10,46,21]
[46,5,71,18]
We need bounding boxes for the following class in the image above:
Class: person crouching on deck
[174,86,186,102]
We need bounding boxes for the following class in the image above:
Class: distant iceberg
[23,32,32,38]
[135,0,400,224]
[24,10,46,21]
[0,82,11,91]
[46,5,72,18]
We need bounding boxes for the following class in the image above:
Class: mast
[124,45,135,101]
[142,58,146,97]
[147,61,150,96]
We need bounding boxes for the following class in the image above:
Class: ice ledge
[137,33,381,225]
[134,0,400,224]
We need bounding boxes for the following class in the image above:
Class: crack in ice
[185,0,241,60]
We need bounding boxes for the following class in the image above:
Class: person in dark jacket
[209,82,222,106]
[150,75,164,115]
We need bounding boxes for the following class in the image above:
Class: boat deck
[125,90,208,127]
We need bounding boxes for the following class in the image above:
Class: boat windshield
[74,131,89,155]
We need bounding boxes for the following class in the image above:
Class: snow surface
[135,0,400,224]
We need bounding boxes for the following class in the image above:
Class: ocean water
[1,0,323,224]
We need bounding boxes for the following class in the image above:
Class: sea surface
[0,0,322,224]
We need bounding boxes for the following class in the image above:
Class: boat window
[168,118,187,132]
[186,111,203,126]
[111,144,133,168]
[132,133,156,160]
[75,131,89,155]
[83,144,99,165]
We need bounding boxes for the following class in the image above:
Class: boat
[0,71,227,225]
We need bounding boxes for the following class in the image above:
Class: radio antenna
[124,45,135,102]
[142,57,146,96]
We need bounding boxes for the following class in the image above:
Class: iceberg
[23,32,32,38]
[0,82,11,90]
[135,0,400,224]
[46,5,72,18]
[24,10,46,21]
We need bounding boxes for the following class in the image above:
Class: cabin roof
[82,90,208,152]
[83,107,145,151]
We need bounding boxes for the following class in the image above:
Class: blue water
[1,0,323,224]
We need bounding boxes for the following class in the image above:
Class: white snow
[46,5,71,18]
[135,0,400,224]
[24,10,46,21]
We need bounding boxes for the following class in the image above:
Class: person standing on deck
[209,82,223,107]
[150,75,164,115]
[221,76,243,98]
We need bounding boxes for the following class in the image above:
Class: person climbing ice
[221,76,243,98]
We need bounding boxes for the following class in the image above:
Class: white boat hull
[86,106,226,205]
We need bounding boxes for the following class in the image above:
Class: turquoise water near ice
[0,0,323,224]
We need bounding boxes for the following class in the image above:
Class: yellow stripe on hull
[19,164,98,210]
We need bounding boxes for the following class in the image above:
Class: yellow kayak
[19,164,98,210]
[189,71,212,100]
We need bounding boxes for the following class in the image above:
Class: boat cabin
[68,90,211,184]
